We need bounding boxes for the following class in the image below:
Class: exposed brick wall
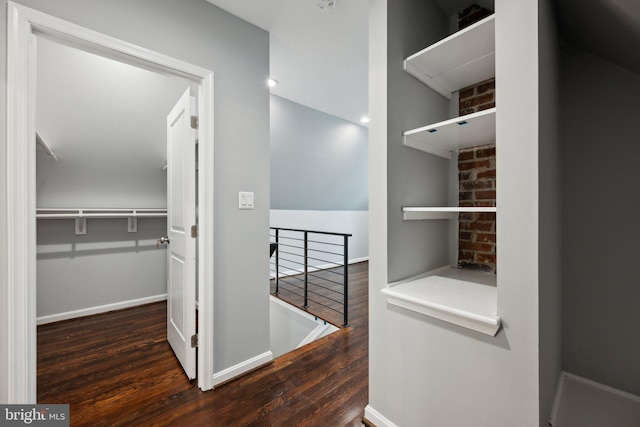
[457,78,497,274]
[459,78,495,116]
[458,145,496,273]
[458,4,493,31]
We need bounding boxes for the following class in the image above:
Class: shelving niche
[384,12,500,336]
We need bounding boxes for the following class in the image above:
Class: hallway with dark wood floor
[37,262,369,426]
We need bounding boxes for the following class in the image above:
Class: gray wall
[37,219,167,317]
[270,95,368,211]
[1,0,270,379]
[386,1,450,283]
[538,0,562,422]
[561,48,640,396]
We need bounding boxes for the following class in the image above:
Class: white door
[166,88,197,379]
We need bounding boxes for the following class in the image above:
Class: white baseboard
[36,294,168,325]
[364,405,398,427]
[212,351,273,387]
[550,371,640,426]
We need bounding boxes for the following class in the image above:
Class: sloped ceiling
[555,0,640,76]
[206,0,369,125]
[36,37,190,208]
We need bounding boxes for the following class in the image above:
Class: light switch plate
[239,191,254,209]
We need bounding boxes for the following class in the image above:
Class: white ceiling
[206,0,369,125]
[204,0,640,127]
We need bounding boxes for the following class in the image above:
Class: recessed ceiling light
[267,78,279,88]
[317,0,336,10]
[360,116,370,124]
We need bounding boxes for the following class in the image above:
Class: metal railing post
[269,227,352,327]
[303,231,309,308]
[275,229,279,294]
[343,234,349,327]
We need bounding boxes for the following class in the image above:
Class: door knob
[157,236,170,248]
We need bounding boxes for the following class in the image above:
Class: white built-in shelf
[381,266,500,336]
[404,14,495,100]
[403,108,496,159]
[403,206,496,220]
[36,208,167,235]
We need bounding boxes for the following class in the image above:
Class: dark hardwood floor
[37,261,369,426]
[270,262,362,328]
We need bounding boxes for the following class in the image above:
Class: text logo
[0,405,69,427]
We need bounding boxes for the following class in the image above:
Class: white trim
[4,2,215,401]
[212,351,273,387]
[561,372,640,403]
[381,266,500,337]
[296,323,337,347]
[36,294,168,325]
[550,371,640,426]
[549,371,565,426]
[6,1,37,403]
[197,74,215,392]
[364,405,399,427]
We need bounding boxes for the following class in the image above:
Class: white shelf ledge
[35,132,58,162]
[403,206,496,220]
[381,266,500,336]
[36,208,167,235]
[404,14,495,99]
[403,108,496,159]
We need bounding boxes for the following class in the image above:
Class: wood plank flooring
[37,261,369,426]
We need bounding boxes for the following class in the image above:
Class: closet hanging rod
[35,132,59,162]
[36,208,167,219]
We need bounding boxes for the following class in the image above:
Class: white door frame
[4,1,215,402]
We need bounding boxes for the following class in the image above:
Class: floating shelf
[403,108,496,159]
[404,14,495,100]
[403,206,496,220]
[381,266,500,336]
[36,208,167,235]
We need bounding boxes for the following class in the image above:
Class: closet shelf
[36,208,167,219]
[404,14,495,99]
[36,208,167,235]
[403,206,496,220]
[36,132,58,162]
[381,266,500,336]
[403,108,496,159]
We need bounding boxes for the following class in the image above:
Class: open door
[166,88,197,379]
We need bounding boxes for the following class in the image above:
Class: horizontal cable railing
[270,227,352,327]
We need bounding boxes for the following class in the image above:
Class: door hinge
[191,334,198,348]
[191,225,198,238]
[191,115,199,130]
